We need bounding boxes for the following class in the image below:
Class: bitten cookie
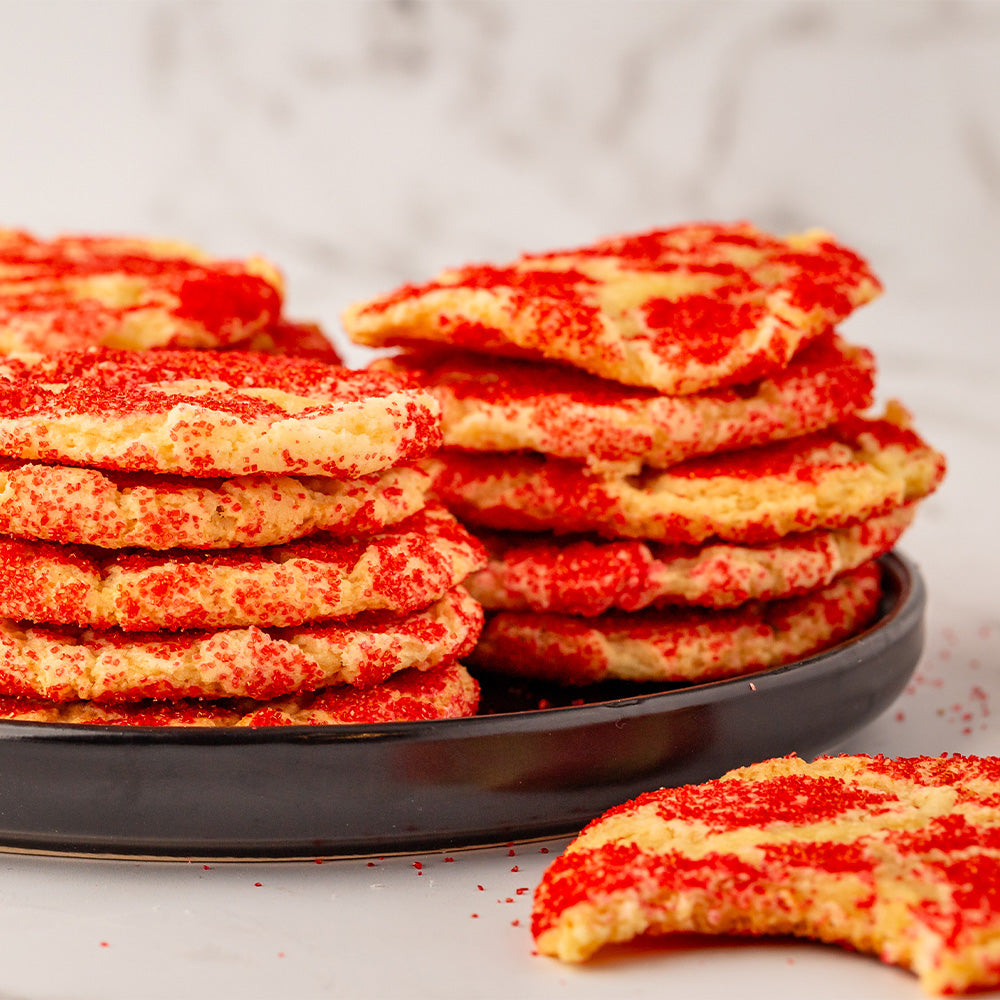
[344,222,882,394]
[375,332,875,473]
[0,585,483,702]
[0,228,283,352]
[0,505,486,630]
[0,660,481,726]
[468,561,881,685]
[432,406,945,545]
[466,504,914,614]
[532,753,1000,996]
[0,347,442,477]
[0,459,432,549]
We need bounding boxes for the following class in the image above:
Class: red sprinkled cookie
[0,586,483,702]
[466,504,914,614]
[0,660,480,726]
[0,228,283,352]
[344,222,881,394]
[468,561,881,685]
[432,406,945,545]
[532,753,1000,995]
[0,505,486,630]
[228,319,343,361]
[375,332,875,472]
[0,347,442,477]
[0,459,432,549]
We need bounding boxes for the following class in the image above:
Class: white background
[0,2,997,997]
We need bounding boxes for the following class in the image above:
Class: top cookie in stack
[0,229,486,727]
[344,221,946,688]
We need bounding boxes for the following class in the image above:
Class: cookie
[0,347,442,477]
[344,222,881,394]
[0,458,432,549]
[375,332,875,473]
[468,561,881,685]
[532,754,1000,995]
[228,319,342,361]
[0,228,283,352]
[0,660,480,726]
[432,405,945,545]
[466,504,914,614]
[0,585,483,702]
[0,505,486,630]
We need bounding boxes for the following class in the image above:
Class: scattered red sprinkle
[254,882,262,887]
[100,942,110,948]
[477,884,484,891]
[444,857,455,863]
[511,865,520,873]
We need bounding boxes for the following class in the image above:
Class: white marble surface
[0,1,998,997]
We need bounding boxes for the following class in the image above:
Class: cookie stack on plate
[0,232,486,726]
[344,221,946,689]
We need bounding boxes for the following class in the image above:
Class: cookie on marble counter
[375,332,875,473]
[0,347,442,477]
[0,660,481,726]
[0,505,486,630]
[344,221,881,395]
[432,406,945,545]
[466,504,914,614]
[0,228,283,352]
[532,753,1000,995]
[0,459,432,549]
[468,561,881,685]
[0,585,483,703]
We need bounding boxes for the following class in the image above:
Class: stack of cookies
[0,231,486,726]
[344,222,946,691]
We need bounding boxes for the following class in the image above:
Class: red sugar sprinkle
[100,942,109,948]
[508,849,516,857]
[477,884,485,891]
[444,857,455,862]
[412,862,423,870]
[254,882,262,887]
[511,865,520,872]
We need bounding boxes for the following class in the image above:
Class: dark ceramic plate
[0,553,924,860]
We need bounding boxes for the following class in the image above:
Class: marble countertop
[0,1,997,997]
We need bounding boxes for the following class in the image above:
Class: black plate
[0,553,924,860]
